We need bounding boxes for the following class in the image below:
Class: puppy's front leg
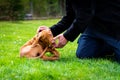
[41,55,59,61]
[38,47,48,58]
[50,48,60,58]
[40,49,59,60]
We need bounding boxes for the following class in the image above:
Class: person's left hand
[52,34,68,48]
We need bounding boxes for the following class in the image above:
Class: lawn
[0,19,120,80]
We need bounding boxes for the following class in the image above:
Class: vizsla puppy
[20,29,60,60]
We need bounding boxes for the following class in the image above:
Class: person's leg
[76,34,101,58]
[76,27,114,59]
[114,48,120,63]
[76,34,113,58]
[95,32,120,63]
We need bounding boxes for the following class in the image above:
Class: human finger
[37,26,48,33]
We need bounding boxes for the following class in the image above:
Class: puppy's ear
[31,33,42,46]
[37,32,44,40]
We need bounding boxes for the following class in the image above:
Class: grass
[0,19,120,80]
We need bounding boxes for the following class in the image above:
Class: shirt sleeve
[50,0,94,42]
[63,0,94,42]
[50,0,75,37]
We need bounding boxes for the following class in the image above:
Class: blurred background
[0,0,65,21]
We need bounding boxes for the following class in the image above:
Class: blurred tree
[58,0,65,15]
[23,0,62,18]
[0,0,24,20]
[0,0,65,20]
[47,0,59,16]
[33,0,48,17]
[29,0,33,14]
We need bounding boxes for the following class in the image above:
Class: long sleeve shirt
[50,0,120,42]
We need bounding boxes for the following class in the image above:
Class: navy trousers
[76,27,120,63]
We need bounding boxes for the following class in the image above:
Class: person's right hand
[37,26,49,33]
[52,34,68,48]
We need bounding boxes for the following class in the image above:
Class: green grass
[0,19,120,80]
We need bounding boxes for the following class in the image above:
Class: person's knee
[76,49,98,59]
[76,51,87,59]
[76,53,83,59]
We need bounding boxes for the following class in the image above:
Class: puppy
[20,29,59,60]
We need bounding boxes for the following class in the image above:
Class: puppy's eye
[36,53,40,56]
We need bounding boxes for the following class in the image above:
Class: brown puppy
[20,29,59,60]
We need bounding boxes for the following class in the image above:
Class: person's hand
[53,34,68,48]
[37,26,49,33]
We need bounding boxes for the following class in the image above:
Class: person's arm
[50,0,75,37]
[63,0,94,42]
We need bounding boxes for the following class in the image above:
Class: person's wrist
[63,34,69,42]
